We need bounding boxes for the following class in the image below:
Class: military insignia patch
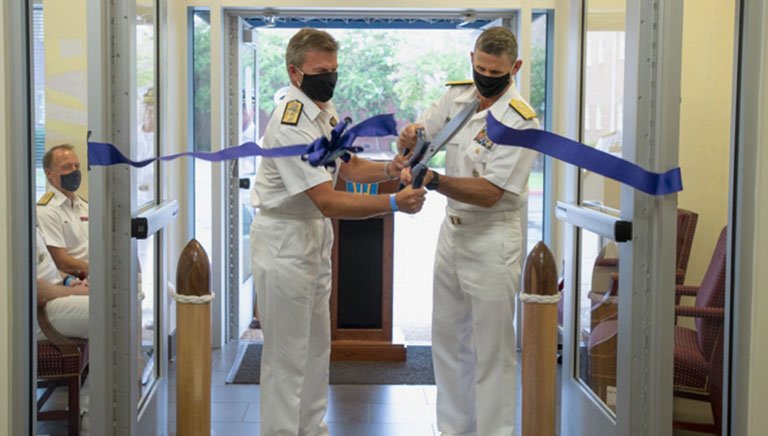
[445,80,474,87]
[473,127,495,150]
[37,191,54,206]
[330,116,337,127]
[509,98,537,120]
[281,100,303,125]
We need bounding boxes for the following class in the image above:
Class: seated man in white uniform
[36,226,89,339]
[250,28,426,436]
[37,144,89,279]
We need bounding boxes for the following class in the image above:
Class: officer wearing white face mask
[399,27,539,436]
[37,144,90,279]
[250,28,426,436]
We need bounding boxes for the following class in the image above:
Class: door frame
[559,0,682,434]
[728,0,767,434]
[4,0,35,434]
[88,0,169,434]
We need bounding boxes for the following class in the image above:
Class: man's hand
[400,168,434,187]
[386,154,409,179]
[397,123,424,153]
[68,284,89,296]
[394,185,427,214]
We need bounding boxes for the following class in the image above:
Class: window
[528,11,553,252]
[33,4,46,201]
[192,10,212,252]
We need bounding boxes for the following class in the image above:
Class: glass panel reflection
[577,229,619,412]
[137,235,157,403]
[578,0,626,414]
[135,3,156,208]
[581,2,626,211]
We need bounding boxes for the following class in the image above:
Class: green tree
[389,31,472,122]
[193,14,211,151]
[529,44,547,127]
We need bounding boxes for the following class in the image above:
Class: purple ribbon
[302,114,397,168]
[485,113,683,196]
[88,113,397,169]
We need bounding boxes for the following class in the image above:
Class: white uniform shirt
[36,186,89,262]
[417,82,540,214]
[252,85,339,216]
[35,227,63,285]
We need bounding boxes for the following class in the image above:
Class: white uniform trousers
[251,214,333,436]
[432,213,522,436]
[36,295,89,340]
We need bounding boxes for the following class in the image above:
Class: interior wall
[0,1,11,433]
[677,0,734,285]
[43,0,89,197]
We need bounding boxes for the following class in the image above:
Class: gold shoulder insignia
[509,98,537,120]
[330,116,338,127]
[37,191,54,206]
[281,100,303,126]
[445,80,474,87]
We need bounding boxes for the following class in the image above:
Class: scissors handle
[411,163,429,189]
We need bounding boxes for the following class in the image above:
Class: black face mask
[473,69,511,98]
[60,169,81,192]
[298,69,338,103]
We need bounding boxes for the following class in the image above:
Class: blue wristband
[389,193,398,212]
[63,275,75,286]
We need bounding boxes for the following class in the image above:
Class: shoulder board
[37,191,54,206]
[281,100,303,126]
[445,80,474,87]
[509,98,537,120]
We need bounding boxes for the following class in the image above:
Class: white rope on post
[519,292,561,304]
[173,292,215,304]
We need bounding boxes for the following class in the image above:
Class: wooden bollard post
[521,241,559,436]
[175,239,213,436]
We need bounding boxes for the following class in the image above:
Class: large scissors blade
[418,99,480,165]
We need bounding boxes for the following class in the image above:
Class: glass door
[559,0,682,434]
[88,0,170,434]
[236,19,259,339]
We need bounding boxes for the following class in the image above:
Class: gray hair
[285,28,339,69]
[43,144,75,171]
[474,26,518,63]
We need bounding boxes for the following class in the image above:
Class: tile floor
[38,340,713,436]
[166,340,523,436]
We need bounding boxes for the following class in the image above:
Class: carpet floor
[226,342,435,385]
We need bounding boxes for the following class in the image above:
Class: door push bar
[555,201,632,243]
[131,199,179,239]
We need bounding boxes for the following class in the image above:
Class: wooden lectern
[330,178,406,361]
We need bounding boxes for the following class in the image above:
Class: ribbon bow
[302,114,398,168]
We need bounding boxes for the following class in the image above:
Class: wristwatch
[425,171,440,191]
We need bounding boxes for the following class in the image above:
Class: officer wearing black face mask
[249,28,424,436]
[397,26,540,436]
[37,144,90,278]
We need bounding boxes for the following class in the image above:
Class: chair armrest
[674,306,724,320]
[595,258,619,268]
[675,285,699,297]
[675,269,686,285]
[37,299,80,355]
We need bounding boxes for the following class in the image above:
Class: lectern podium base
[331,341,406,361]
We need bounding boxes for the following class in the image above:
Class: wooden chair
[675,208,699,286]
[585,210,701,406]
[36,299,89,435]
[673,226,727,435]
